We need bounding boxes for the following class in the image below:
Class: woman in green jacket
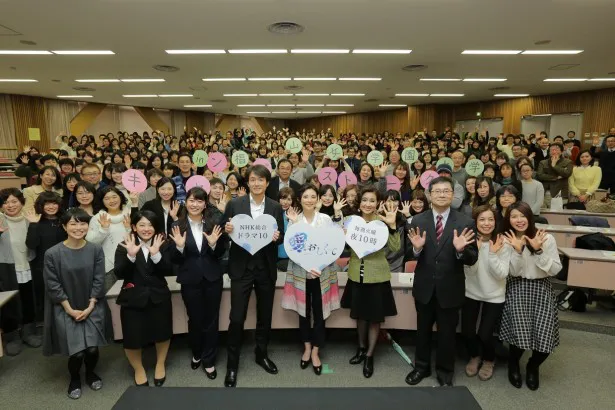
[341,186,400,378]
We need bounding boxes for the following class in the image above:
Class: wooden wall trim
[133,106,170,134]
[69,103,107,136]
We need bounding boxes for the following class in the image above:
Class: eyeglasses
[431,189,453,196]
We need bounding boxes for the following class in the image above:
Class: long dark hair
[356,186,381,216]
[129,210,162,241]
[318,184,337,216]
[36,166,63,190]
[155,177,177,201]
[385,189,405,226]
[502,201,538,249]
[472,176,495,208]
[296,184,319,214]
[472,204,497,241]
[495,185,520,214]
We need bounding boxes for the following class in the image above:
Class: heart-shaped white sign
[229,214,278,255]
[345,216,389,259]
[284,222,346,271]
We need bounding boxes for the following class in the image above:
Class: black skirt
[341,261,397,323]
[120,298,172,349]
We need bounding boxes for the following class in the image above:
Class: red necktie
[436,215,443,242]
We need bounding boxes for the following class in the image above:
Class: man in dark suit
[532,134,551,164]
[405,176,479,387]
[223,164,285,388]
[265,159,301,200]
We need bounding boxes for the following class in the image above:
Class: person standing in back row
[405,176,479,387]
[223,165,285,388]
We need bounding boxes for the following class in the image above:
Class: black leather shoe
[349,348,367,365]
[363,356,374,378]
[313,364,322,375]
[508,362,522,388]
[405,369,431,386]
[255,355,278,374]
[204,367,217,380]
[437,375,453,387]
[135,380,149,387]
[154,376,166,387]
[526,366,539,391]
[300,358,311,369]
[224,369,237,388]
[190,358,201,370]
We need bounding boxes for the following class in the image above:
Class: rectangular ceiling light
[430,94,465,97]
[248,77,292,81]
[462,50,522,55]
[588,78,615,81]
[271,111,296,114]
[326,104,354,107]
[267,104,295,107]
[379,104,407,107]
[0,50,52,55]
[159,94,193,97]
[203,78,246,81]
[420,78,461,82]
[322,111,347,114]
[121,78,165,82]
[227,49,287,54]
[494,94,530,97]
[76,79,120,82]
[123,94,158,97]
[52,50,115,55]
[339,77,381,81]
[224,93,258,97]
[0,79,38,82]
[165,50,226,54]
[57,95,93,98]
[296,104,325,107]
[291,49,349,54]
[247,112,271,114]
[395,93,429,97]
[352,49,412,54]
[295,93,329,96]
[463,78,507,82]
[293,77,337,81]
[331,93,365,96]
[183,104,212,107]
[298,111,322,114]
[237,104,266,107]
[543,78,588,82]
[259,93,293,96]
[521,50,583,55]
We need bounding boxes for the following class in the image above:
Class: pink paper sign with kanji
[121,169,147,193]
[185,175,211,194]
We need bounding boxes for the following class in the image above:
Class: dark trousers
[31,265,45,323]
[299,278,325,347]
[414,293,460,382]
[461,297,504,361]
[226,266,275,370]
[180,278,223,368]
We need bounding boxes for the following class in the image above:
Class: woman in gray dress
[43,208,109,400]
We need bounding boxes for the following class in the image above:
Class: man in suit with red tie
[405,176,479,387]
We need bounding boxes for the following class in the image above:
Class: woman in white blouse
[500,201,562,391]
[86,186,133,291]
[462,205,511,381]
[282,184,344,375]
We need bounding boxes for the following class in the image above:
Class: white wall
[549,113,583,140]
[85,106,172,136]
[521,116,550,138]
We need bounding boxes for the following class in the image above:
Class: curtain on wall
[45,99,80,147]
[170,110,186,136]
[0,94,18,158]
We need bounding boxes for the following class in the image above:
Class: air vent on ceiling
[608,71,615,75]
[152,65,180,72]
[291,107,303,111]
[188,86,207,91]
[364,98,379,102]
[489,86,510,91]
[20,40,37,45]
[267,22,305,35]
[51,79,61,83]
[534,40,551,45]
[73,86,96,92]
[402,64,427,72]
[210,99,227,103]
[548,64,579,71]
[285,85,303,90]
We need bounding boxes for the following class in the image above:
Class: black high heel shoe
[154,376,166,387]
[190,358,201,370]
[300,358,311,369]
[363,356,374,378]
[508,361,522,389]
[349,348,367,365]
[135,380,149,387]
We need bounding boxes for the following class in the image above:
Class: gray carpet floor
[1,328,614,410]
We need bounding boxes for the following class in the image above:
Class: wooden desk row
[537,223,615,248]
[558,247,615,291]
[540,209,615,227]
[105,272,416,340]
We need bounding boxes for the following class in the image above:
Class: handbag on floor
[585,197,615,213]
[556,288,588,312]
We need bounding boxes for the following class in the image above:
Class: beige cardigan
[22,185,63,212]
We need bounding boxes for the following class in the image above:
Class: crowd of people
[2,125,615,398]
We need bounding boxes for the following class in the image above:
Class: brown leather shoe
[478,361,494,381]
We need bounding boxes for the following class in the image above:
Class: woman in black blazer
[141,177,182,236]
[114,210,174,387]
[168,187,226,380]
